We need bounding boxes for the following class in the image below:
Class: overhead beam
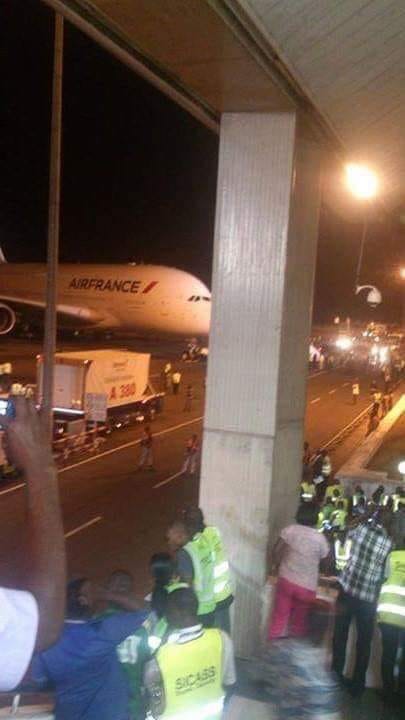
[41,0,220,134]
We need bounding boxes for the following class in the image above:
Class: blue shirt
[32,611,147,720]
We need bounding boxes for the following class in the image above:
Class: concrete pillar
[200,113,322,656]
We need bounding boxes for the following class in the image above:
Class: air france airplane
[0,248,211,339]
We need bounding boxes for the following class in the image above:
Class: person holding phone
[0,397,66,691]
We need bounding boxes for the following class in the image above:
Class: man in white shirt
[0,397,66,690]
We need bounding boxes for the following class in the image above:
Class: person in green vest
[184,507,234,634]
[392,486,405,513]
[377,533,405,703]
[167,520,216,628]
[334,531,352,573]
[330,501,348,531]
[144,587,236,720]
[104,570,153,720]
[147,553,189,652]
[316,499,335,531]
[300,480,316,502]
[324,480,343,504]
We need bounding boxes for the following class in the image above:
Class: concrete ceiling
[44,0,405,214]
[237,0,405,212]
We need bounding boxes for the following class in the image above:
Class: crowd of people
[290,447,405,705]
[0,398,235,720]
[1,397,405,718]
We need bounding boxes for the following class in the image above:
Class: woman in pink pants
[269,502,330,639]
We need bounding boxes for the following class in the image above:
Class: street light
[345,163,379,299]
[398,460,405,478]
[399,267,405,280]
[345,163,378,199]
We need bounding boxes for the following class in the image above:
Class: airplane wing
[0,294,104,328]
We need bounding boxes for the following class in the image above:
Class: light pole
[399,268,405,329]
[42,13,64,440]
[345,163,381,303]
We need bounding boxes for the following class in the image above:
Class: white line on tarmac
[0,417,204,499]
[0,482,24,497]
[310,397,321,404]
[329,389,337,395]
[342,382,350,387]
[308,370,327,379]
[64,515,103,538]
[59,416,204,474]
[153,471,184,489]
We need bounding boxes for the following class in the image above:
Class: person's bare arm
[100,589,141,612]
[2,398,66,650]
[269,538,287,575]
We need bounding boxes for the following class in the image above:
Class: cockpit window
[202,296,211,302]
[188,296,195,301]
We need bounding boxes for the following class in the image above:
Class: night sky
[1,0,404,324]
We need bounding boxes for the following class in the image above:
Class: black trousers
[379,622,405,694]
[332,590,375,692]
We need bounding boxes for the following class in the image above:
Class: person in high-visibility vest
[330,501,348,531]
[167,520,216,627]
[184,507,234,634]
[144,587,236,720]
[300,480,316,502]
[324,480,343,504]
[334,532,352,573]
[392,486,405,513]
[377,538,405,698]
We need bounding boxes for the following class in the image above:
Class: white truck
[37,349,163,429]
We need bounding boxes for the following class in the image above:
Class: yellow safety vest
[148,583,190,652]
[330,509,347,530]
[334,539,352,572]
[377,550,405,629]
[203,526,233,604]
[300,482,316,501]
[392,494,405,512]
[156,628,224,720]
[185,534,216,616]
[325,484,343,502]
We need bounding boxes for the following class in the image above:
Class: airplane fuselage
[0,263,211,338]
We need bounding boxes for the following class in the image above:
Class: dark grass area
[367,410,405,482]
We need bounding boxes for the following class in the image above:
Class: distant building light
[398,461,405,476]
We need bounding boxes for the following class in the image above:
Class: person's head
[106,569,134,595]
[150,553,174,588]
[167,520,189,552]
[166,587,198,630]
[296,502,319,528]
[372,507,393,534]
[354,485,364,495]
[396,486,405,497]
[336,500,345,510]
[372,485,384,501]
[321,450,328,458]
[332,489,340,499]
[66,578,93,620]
[357,496,366,508]
[183,506,205,537]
